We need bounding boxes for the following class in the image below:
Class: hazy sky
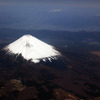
[0,0,100,31]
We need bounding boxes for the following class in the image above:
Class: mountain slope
[3,34,61,63]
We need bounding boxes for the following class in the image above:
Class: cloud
[49,9,62,13]
[95,14,100,17]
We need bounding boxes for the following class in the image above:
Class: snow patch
[3,34,61,63]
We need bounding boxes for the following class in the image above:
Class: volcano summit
[3,35,61,63]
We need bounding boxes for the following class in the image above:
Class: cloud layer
[0,0,100,31]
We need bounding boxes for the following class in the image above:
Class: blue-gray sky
[0,0,100,31]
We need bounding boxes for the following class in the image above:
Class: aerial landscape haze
[0,0,100,100]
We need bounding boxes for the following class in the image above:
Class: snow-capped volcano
[3,34,61,63]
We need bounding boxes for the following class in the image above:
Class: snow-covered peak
[3,34,61,63]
